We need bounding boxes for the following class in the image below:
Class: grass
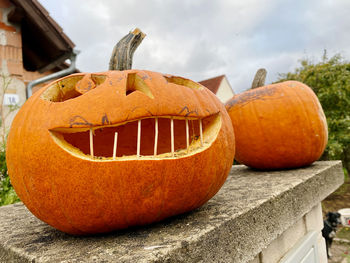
[324,168,350,262]
[337,227,350,240]
[334,168,349,195]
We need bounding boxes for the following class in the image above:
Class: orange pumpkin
[225,70,327,170]
[6,68,235,234]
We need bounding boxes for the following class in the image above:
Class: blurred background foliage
[0,74,20,206]
[0,142,19,206]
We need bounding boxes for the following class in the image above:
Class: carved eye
[164,76,204,90]
[41,74,106,102]
[75,74,106,94]
[126,73,154,99]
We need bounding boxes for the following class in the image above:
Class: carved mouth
[50,113,221,161]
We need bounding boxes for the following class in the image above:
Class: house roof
[8,0,75,72]
[198,75,225,94]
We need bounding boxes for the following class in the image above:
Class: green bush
[0,74,20,206]
[0,144,20,206]
[277,52,350,172]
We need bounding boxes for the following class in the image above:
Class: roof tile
[199,75,225,94]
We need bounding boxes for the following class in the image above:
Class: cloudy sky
[40,0,350,94]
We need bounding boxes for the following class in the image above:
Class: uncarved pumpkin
[225,80,327,170]
[6,69,235,234]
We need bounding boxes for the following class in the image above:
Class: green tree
[278,52,350,171]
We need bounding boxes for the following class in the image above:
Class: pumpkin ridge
[307,88,328,159]
[153,164,166,221]
[17,104,44,220]
[50,180,88,234]
[291,85,315,164]
[250,98,270,166]
[226,86,278,111]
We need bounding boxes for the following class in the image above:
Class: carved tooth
[113,132,118,159]
[199,119,203,146]
[137,119,141,158]
[186,119,189,152]
[90,128,94,157]
[171,117,174,156]
[154,118,158,156]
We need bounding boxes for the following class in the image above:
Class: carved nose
[126,73,154,99]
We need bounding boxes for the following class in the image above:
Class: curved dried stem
[251,68,267,89]
[109,28,146,71]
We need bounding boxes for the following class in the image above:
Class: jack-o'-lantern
[6,29,235,234]
[225,68,327,170]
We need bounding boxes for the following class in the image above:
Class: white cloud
[40,0,350,93]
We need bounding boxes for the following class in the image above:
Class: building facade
[0,0,75,137]
[199,75,235,103]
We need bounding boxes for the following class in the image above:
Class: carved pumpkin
[225,69,327,170]
[6,30,235,234]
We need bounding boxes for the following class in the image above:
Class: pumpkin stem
[109,28,146,70]
[251,68,267,89]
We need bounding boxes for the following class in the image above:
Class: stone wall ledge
[0,161,344,263]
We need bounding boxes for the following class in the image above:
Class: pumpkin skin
[6,69,235,235]
[225,80,327,170]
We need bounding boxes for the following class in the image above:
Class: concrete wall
[249,203,327,263]
[215,76,235,103]
[0,161,343,262]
